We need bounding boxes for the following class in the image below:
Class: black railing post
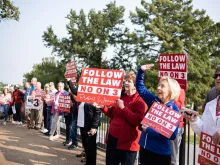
[179,119,186,165]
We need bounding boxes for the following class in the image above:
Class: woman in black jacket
[67,79,101,165]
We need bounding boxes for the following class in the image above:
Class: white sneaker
[49,136,54,141]
[41,129,48,133]
[3,122,6,125]
[19,122,22,125]
[53,134,60,140]
[12,121,16,124]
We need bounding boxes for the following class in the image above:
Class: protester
[171,88,185,165]
[94,71,146,165]
[64,79,78,150]
[1,87,12,125]
[12,85,24,125]
[202,66,220,113]
[44,82,57,136]
[184,66,220,144]
[24,82,32,125]
[136,64,181,165]
[29,82,44,130]
[41,83,50,133]
[49,82,68,141]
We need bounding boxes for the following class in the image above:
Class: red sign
[44,93,55,104]
[76,68,124,106]
[64,61,77,83]
[58,94,71,113]
[141,102,182,138]
[198,132,220,165]
[158,54,187,89]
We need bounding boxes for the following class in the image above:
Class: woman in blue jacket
[136,64,181,165]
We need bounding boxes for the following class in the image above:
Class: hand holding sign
[141,64,154,72]
[213,131,220,145]
[117,99,125,109]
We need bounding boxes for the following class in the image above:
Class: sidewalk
[0,121,105,165]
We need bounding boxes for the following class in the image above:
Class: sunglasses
[213,74,220,79]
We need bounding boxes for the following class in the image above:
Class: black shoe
[76,151,86,157]
[68,144,78,150]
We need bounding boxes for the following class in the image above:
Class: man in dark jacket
[66,79,101,165]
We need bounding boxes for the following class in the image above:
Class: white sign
[25,96,43,110]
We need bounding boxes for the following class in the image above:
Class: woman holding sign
[95,72,147,165]
[136,64,181,165]
[1,87,12,125]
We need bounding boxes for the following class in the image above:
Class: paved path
[0,121,105,165]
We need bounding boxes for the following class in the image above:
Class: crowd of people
[0,65,220,165]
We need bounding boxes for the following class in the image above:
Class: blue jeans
[47,106,53,132]
[3,104,9,121]
[70,116,78,146]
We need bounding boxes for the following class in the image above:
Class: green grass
[186,135,200,144]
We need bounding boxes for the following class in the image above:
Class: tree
[130,0,220,105]
[0,0,19,22]
[42,2,133,70]
[23,57,66,87]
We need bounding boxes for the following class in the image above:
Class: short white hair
[36,82,41,86]
[58,82,64,87]
[159,76,181,101]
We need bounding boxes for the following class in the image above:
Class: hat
[3,86,9,89]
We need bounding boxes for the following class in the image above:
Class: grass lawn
[186,135,200,144]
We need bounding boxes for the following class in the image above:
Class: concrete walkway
[0,121,105,165]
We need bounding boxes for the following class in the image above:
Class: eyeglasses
[213,74,220,79]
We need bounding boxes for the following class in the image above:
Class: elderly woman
[95,71,147,165]
[136,64,181,165]
[185,66,220,145]
[49,82,68,141]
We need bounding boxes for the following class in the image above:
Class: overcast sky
[0,0,220,84]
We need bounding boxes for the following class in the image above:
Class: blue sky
[0,0,220,84]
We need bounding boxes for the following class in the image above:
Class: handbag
[12,106,16,114]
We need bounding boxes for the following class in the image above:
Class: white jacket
[190,95,220,136]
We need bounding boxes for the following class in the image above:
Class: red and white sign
[198,132,220,165]
[158,54,187,89]
[64,61,77,84]
[141,102,182,138]
[58,94,71,113]
[44,93,55,104]
[76,68,124,106]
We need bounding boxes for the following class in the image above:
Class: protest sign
[44,93,55,104]
[158,54,187,89]
[76,68,124,106]
[198,132,220,165]
[25,96,43,110]
[64,61,77,85]
[58,94,71,113]
[141,102,182,138]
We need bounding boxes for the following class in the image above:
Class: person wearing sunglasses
[184,65,220,145]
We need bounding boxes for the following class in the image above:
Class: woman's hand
[142,125,149,132]
[183,109,198,122]
[213,131,220,145]
[141,64,154,72]
[117,99,125,109]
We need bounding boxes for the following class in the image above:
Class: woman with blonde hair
[1,87,12,125]
[136,64,181,165]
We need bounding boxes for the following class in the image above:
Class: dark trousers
[13,102,21,122]
[43,104,48,129]
[70,116,78,146]
[140,147,171,165]
[106,133,137,165]
[47,106,52,132]
[80,127,97,165]
[64,114,71,143]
